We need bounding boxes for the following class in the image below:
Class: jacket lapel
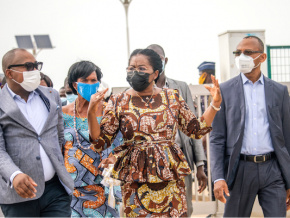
[264,76,273,112]
[35,88,57,135]
[0,85,36,133]
[227,75,246,189]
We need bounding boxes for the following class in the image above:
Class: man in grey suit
[0,48,74,217]
[147,44,207,216]
[210,36,290,216]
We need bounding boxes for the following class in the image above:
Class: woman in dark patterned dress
[62,61,122,217]
[88,49,222,217]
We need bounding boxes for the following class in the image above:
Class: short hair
[147,44,165,57]
[243,35,264,52]
[2,48,27,73]
[67,61,103,95]
[128,49,163,83]
[40,72,53,87]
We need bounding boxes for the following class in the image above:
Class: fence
[267,45,290,82]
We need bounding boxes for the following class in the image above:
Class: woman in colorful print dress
[62,61,122,217]
[88,49,222,217]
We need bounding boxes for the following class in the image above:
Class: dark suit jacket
[210,74,290,190]
[166,77,206,170]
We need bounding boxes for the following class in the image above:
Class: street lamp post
[120,0,132,58]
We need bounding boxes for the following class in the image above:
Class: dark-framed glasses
[126,66,149,74]
[233,50,263,57]
[127,70,154,77]
[8,61,43,71]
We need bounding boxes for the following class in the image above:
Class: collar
[164,77,169,88]
[7,85,39,100]
[241,73,264,85]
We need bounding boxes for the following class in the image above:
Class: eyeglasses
[233,50,263,57]
[126,66,149,73]
[127,70,155,77]
[7,61,43,71]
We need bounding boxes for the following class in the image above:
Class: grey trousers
[224,158,286,217]
[185,173,193,216]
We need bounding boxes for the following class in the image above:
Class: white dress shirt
[241,73,273,155]
[7,85,55,186]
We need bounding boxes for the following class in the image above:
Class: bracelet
[210,102,221,111]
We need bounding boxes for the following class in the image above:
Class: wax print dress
[92,89,212,217]
[62,113,123,217]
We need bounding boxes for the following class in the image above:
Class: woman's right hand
[88,88,109,115]
[204,75,222,107]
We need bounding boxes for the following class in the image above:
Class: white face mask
[235,53,262,74]
[11,69,41,92]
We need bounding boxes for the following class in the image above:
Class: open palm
[204,75,222,104]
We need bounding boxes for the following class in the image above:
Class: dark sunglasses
[233,50,263,57]
[7,61,43,71]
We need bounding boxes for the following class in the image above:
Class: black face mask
[126,71,154,92]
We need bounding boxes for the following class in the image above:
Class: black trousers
[1,175,71,217]
[224,158,286,217]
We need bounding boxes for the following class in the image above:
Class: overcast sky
[1,0,290,90]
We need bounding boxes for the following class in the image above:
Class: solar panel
[33,35,53,49]
[15,35,34,49]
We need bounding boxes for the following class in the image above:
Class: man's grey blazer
[0,85,74,204]
[166,77,206,169]
[210,74,290,190]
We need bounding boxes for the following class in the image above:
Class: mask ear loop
[253,54,262,69]
[9,69,22,85]
[73,82,79,95]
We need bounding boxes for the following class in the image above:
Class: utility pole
[120,0,132,58]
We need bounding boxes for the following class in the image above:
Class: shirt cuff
[10,171,23,188]
[196,161,204,167]
[214,178,225,184]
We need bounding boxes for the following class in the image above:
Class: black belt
[240,152,275,163]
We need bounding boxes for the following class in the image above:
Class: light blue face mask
[77,82,100,102]
[160,60,165,75]
[60,97,67,103]
[66,94,78,103]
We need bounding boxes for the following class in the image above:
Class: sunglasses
[7,61,43,71]
[233,50,263,57]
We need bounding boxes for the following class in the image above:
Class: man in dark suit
[0,48,74,217]
[210,36,290,217]
[147,44,207,216]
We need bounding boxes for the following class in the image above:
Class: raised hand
[88,88,109,115]
[204,75,222,105]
